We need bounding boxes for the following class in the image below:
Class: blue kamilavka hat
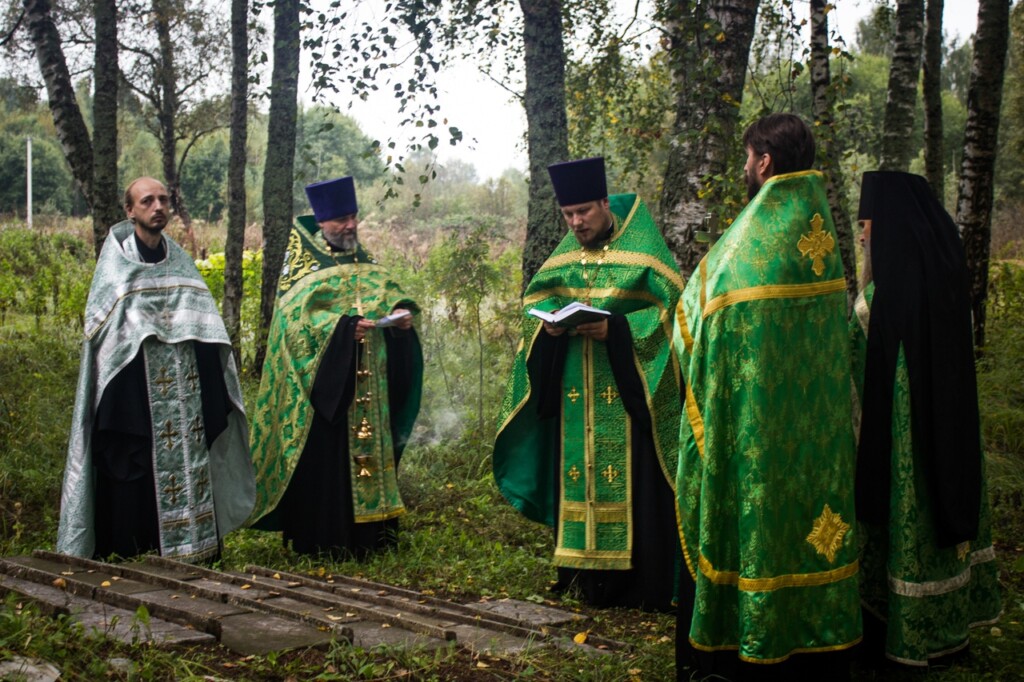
[547,157,607,207]
[305,176,358,222]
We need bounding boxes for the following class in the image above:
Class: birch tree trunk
[153,0,196,252]
[257,0,300,374]
[23,0,96,248]
[518,0,569,290]
[92,0,120,250]
[879,0,924,171]
[223,0,249,363]
[956,0,1011,349]
[810,0,856,307]
[922,0,944,195]
[658,0,760,277]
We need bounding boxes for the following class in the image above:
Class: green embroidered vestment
[852,285,1001,665]
[673,171,862,662]
[494,194,683,570]
[248,217,422,527]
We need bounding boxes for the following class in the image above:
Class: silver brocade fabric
[57,221,254,560]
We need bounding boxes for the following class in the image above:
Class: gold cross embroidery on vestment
[567,387,581,404]
[158,420,179,449]
[602,465,620,484]
[189,415,204,444]
[195,469,210,498]
[568,465,581,482]
[185,366,200,392]
[601,385,618,404]
[154,367,175,396]
[806,503,850,563]
[797,213,835,277]
[163,474,184,505]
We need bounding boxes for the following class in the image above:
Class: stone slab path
[0,551,621,657]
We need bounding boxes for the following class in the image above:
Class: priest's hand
[354,318,376,341]
[576,319,608,341]
[391,308,414,330]
[543,320,566,337]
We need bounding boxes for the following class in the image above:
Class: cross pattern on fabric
[158,420,180,449]
[154,367,175,396]
[806,503,850,563]
[797,213,835,277]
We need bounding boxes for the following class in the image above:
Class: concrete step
[0,552,624,657]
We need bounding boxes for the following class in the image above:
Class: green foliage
[293,105,386,214]
[181,130,230,222]
[195,249,264,368]
[0,227,93,329]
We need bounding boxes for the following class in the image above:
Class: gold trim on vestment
[702,278,846,319]
[537,251,685,292]
[561,503,630,523]
[555,547,632,560]
[676,299,694,353]
[278,261,389,310]
[697,553,859,591]
[689,635,863,664]
[762,169,824,186]
[684,384,705,459]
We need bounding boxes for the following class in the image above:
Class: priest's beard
[327,231,358,252]
[745,172,762,201]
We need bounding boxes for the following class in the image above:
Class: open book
[375,310,412,328]
[527,301,611,328]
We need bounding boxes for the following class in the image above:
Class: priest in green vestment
[853,171,1000,667]
[58,177,255,563]
[248,176,423,558]
[494,157,684,611]
[673,115,861,677]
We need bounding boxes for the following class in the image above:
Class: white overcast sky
[307,0,982,182]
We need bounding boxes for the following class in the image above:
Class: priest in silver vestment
[57,177,254,563]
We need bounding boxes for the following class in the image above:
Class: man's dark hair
[742,113,816,175]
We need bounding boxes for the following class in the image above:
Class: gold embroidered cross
[158,420,179,449]
[567,387,580,404]
[567,465,581,482]
[159,309,174,327]
[189,415,204,444]
[601,386,618,404]
[154,367,175,396]
[806,503,850,563]
[194,469,210,499]
[797,213,835,277]
[185,366,201,392]
[163,475,184,505]
[602,465,620,484]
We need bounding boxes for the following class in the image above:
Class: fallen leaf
[273,573,281,580]
[100,580,111,587]
[476,661,490,669]
[326,615,343,621]
[52,578,66,588]
[991,627,1003,637]
[574,631,588,644]
[240,584,252,590]
[60,571,74,576]
[381,623,391,628]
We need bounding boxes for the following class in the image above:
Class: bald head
[124,177,171,249]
